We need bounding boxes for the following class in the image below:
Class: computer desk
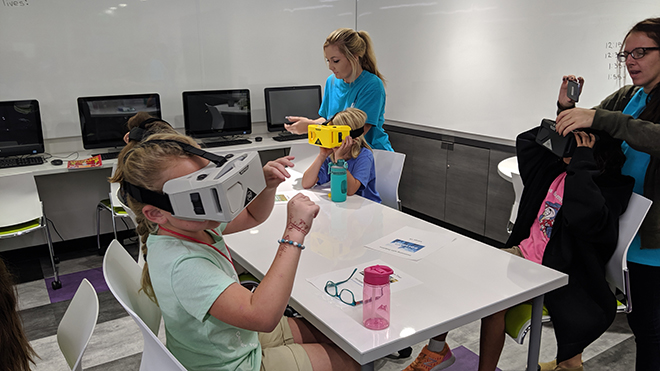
[223,169,568,371]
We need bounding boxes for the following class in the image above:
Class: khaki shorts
[259,317,313,371]
[502,245,524,258]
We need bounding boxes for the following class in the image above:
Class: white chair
[605,192,652,313]
[96,164,134,254]
[103,239,186,370]
[371,149,406,210]
[0,172,61,289]
[505,192,652,343]
[57,278,99,371]
[507,172,524,233]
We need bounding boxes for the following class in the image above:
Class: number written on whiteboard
[3,0,29,6]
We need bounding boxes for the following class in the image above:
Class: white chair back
[288,142,319,172]
[57,279,99,371]
[103,240,186,370]
[372,149,406,209]
[509,172,524,226]
[605,193,652,313]
[0,172,42,226]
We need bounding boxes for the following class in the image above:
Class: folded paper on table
[364,226,457,261]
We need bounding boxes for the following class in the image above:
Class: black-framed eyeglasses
[617,47,660,62]
[324,268,363,306]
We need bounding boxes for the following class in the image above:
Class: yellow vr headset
[308,121,365,148]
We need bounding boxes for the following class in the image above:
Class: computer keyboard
[203,139,252,148]
[273,133,308,142]
[92,152,121,160]
[0,156,45,169]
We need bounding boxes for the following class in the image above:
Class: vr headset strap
[122,181,174,213]
[320,118,365,138]
[128,117,171,142]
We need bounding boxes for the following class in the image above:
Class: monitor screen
[78,93,161,150]
[183,89,252,138]
[0,100,44,158]
[264,85,322,132]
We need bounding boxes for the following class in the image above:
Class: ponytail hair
[324,28,385,85]
[109,132,199,304]
[330,107,371,161]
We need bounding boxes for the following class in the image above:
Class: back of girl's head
[0,258,38,371]
[324,28,385,84]
[624,18,660,122]
[331,108,371,158]
[112,112,178,183]
[110,132,199,304]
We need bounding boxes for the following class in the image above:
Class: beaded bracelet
[278,239,305,250]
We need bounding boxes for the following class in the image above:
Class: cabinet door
[389,132,447,220]
[445,143,489,235]
[485,150,516,243]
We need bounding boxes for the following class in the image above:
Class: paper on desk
[275,190,321,203]
[364,226,456,261]
[307,259,421,303]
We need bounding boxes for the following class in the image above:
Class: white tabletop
[224,170,567,366]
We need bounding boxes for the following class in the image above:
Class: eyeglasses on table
[324,268,363,306]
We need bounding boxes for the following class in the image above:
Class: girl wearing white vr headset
[111,132,359,371]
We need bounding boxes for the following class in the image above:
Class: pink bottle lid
[363,265,394,285]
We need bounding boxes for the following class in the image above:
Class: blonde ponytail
[324,28,385,85]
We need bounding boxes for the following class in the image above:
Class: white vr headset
[122,140,266,222]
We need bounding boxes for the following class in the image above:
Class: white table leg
[526,295,544,371]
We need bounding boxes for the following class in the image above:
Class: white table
[497,156,519,182]
[224,170,567,370]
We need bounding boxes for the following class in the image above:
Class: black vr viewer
[535,119,577,158]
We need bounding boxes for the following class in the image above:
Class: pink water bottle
[362,265,393,330]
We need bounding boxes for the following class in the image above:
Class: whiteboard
[0,0,355,139]
[357,0,660,140]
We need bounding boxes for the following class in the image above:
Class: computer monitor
[0,100,44,158]
[77,93,161,150]
[182,89,252,138]
[264,85,322,132]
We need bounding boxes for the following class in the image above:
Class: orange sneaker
[403,344,456,371]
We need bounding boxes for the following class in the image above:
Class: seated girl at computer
[301,108,381,203]
[111,132,360,371]
[284,28,393,151]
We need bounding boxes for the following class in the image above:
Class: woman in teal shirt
[285,28,393,151]
[555,17,660,371]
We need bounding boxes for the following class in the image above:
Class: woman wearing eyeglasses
[555,17,660,371]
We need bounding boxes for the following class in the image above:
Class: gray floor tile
[16,279,50,311]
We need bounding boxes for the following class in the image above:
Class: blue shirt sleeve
[354,79,385,129]
[348,149,372,192]
[317,157,332,185]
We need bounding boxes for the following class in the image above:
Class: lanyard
[158,226,236,272]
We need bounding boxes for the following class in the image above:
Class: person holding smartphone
[555,17,660,371]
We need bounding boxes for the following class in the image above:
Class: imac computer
[0,99,45,158]
[264,85,322,141]
[182,89,252,147]
[78,93,161,158]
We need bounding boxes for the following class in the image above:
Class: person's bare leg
[478,309,507,371]
[289,318,361,371]
[558,354,583,369]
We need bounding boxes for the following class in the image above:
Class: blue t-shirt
[620,88,660,266]
[317,147,381,203]
[318,71,393,151]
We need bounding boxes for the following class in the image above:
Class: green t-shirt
[147,225,261,370]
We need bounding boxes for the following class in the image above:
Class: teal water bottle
[329,159,347,202]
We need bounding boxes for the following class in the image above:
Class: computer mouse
[51,159,63,166]
[255,136,262,142]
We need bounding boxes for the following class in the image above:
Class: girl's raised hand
[332,136,353,161]
[285,193,320,238]
[263,156,294,189]
[573,131,596,149]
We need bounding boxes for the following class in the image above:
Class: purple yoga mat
[45,267,108,304]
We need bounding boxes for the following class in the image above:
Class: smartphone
[567,80,580,102]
